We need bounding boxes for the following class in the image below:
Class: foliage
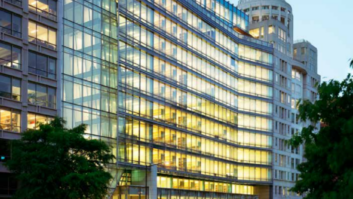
[5,117,115,199]
[288,70,353,198]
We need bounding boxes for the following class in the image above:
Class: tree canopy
[5,117,115,199]
[289,66,353,198]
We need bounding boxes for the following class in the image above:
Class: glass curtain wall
[117,0,274,191]
[63,0,274,196]
[62,0,118,157]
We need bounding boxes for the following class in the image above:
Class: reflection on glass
[0,75,21,101]
[28,51,56,79]
[0,42,21,69]
[27,83,56,108]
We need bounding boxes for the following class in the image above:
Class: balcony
[29,36,56,50]
[29,5,57,21]
[4,0,22,7]
[0,26,21,38]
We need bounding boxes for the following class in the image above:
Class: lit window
[0,109,21,132]
[268,25,274,34]
[29,0,57,18]
[249,28,260,39]
[27,113,53,129]
[28,21,57,49]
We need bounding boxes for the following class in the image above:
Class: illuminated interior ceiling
[233,26,253,37]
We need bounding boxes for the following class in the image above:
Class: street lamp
[145,162,164,199]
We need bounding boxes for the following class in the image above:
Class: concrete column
[147,165,157,199]
[56,0,63,116]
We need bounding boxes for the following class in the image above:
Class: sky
[232,0,353,82]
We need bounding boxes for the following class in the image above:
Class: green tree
[5,117,115,199]
[288,63,353,199]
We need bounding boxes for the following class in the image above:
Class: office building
[0,0,59,196]
[0,0,319,198]
[238,0,320,198]
[111,0,275,198]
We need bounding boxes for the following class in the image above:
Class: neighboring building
[0,0,59,197]
[238,0,320,198]
[0,0,319,199]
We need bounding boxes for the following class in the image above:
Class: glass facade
[116,0,273,198]
[62,0,119,162]
[61,0,274,198]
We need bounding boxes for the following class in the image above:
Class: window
[249,28,260,39]
[252,16,259,23]
[268,25,274,34]
[28,21,57,49]
[262,15,269,21]
[301,47,306,55]
[28,83,56,108]
[29,0,57,18]
[0,75,20,101]
[28,51,56,79]
[252,6,259,11]
[293,48,297,57]
[0,108,21,132]
[0,9,21,37]
[0,41,21,69]
[262,6,269,10]
[27,113,53,129]
[278,28,286,42]
[272,6,278,10]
